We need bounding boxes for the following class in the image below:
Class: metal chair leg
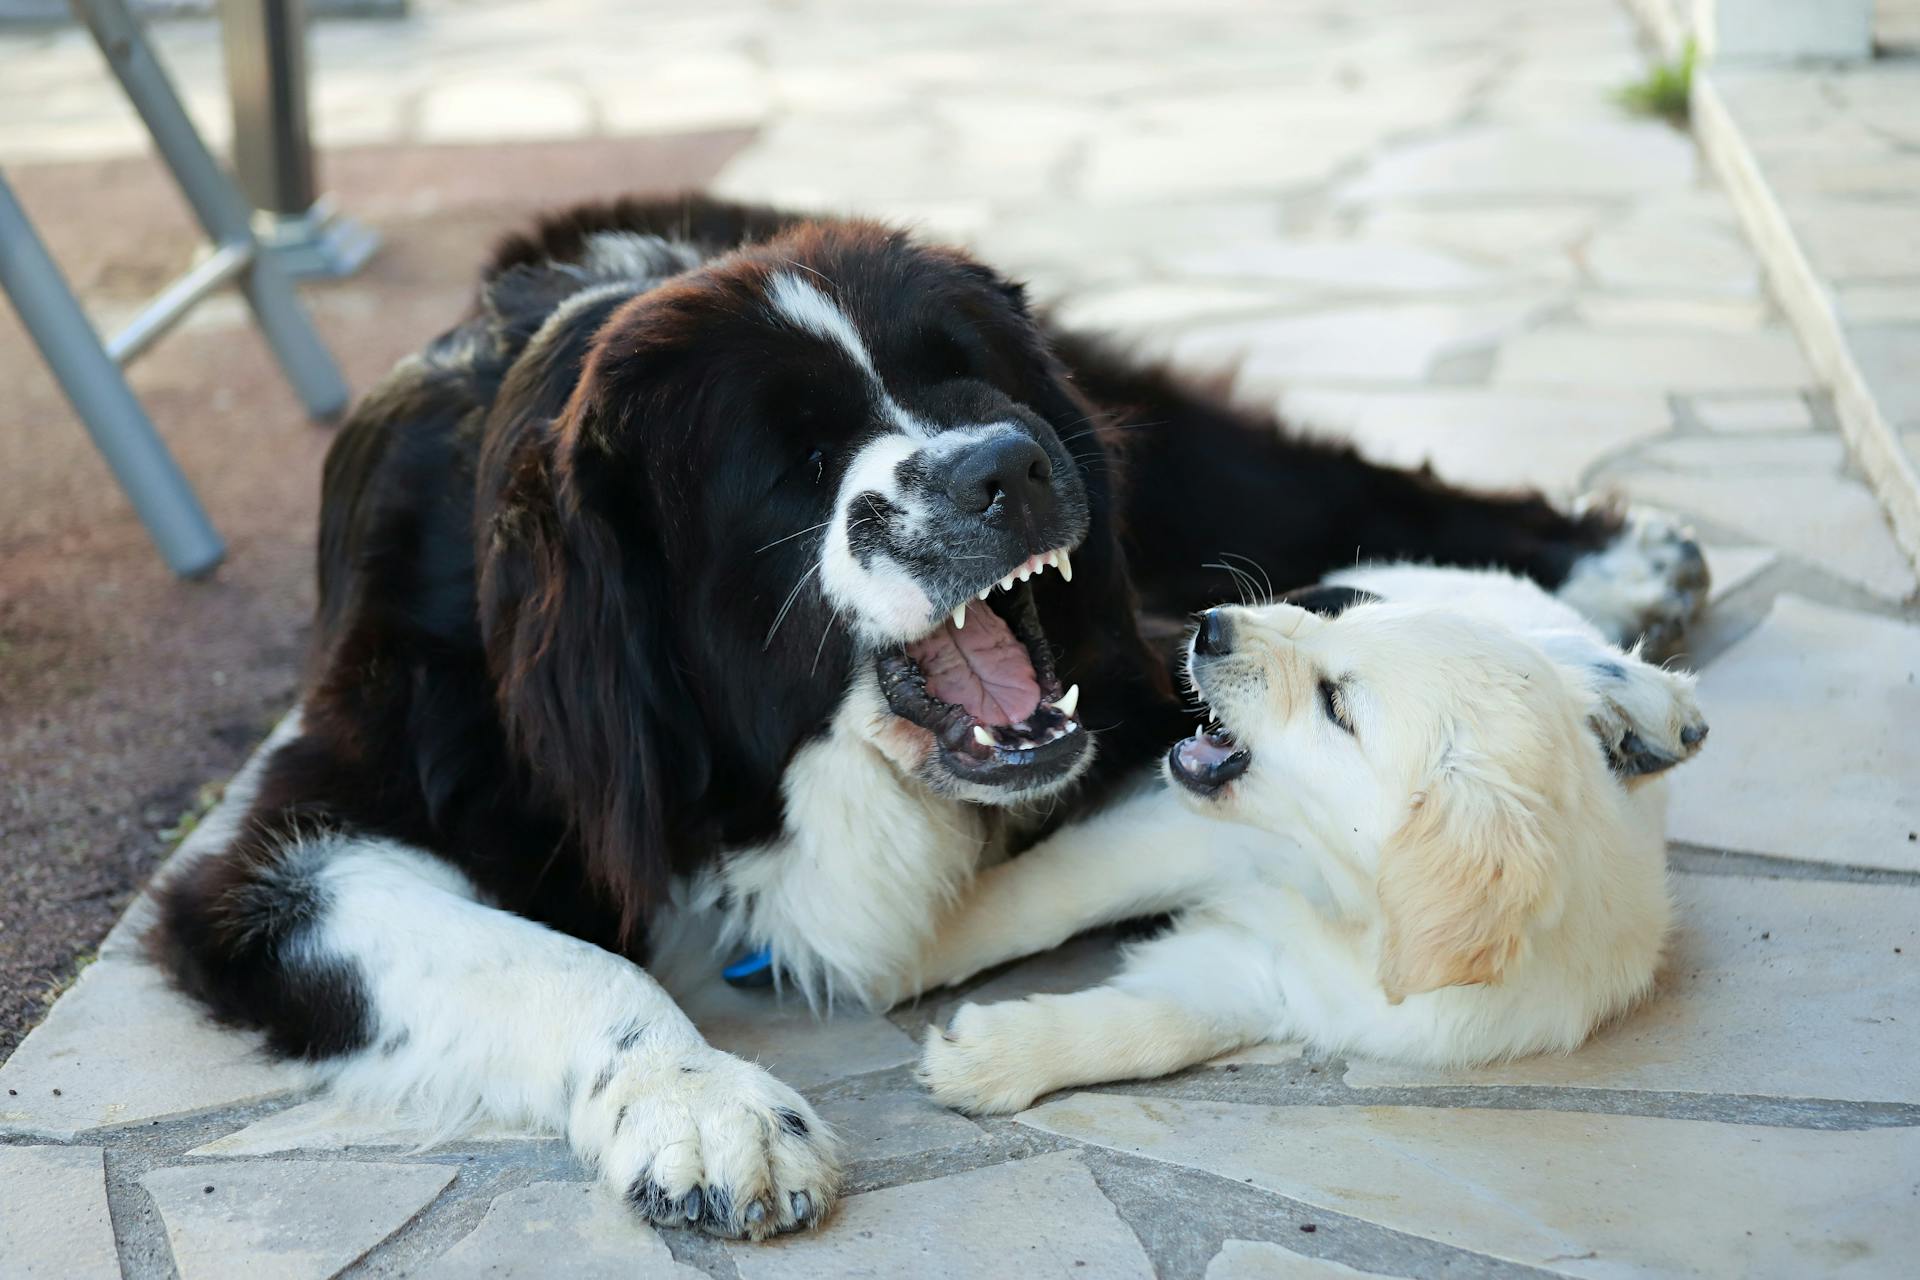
[70,0,350,421]
[0,176,225,579]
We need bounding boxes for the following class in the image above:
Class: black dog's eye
[802,446,827,483]
[1318,678,1355,736]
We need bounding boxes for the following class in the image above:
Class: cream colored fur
[915,565,1702,1115]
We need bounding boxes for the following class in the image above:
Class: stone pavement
[4,0,1920,1276]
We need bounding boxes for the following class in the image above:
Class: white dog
[911,564,1707,1115]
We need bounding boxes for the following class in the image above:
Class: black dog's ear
[477,416,705,941]
[1278,584,1382,617]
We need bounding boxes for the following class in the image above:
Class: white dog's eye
[1318,677,1355,736]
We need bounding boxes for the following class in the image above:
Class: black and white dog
[150,197,1706,1239]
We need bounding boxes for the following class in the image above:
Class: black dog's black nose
[1194,609,1232,656]
[947,433,1053,524]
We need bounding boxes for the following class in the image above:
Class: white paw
[570,1043,840,1239]
[1589,655,1710,778]
[918,1002,1051,1117]
[1557,503,1710,658]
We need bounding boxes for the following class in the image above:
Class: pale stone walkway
[4,2,1919,1277]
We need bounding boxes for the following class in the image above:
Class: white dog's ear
[1376,762,1550,1004]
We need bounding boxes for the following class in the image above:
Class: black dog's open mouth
[1168,723,1251,796]
[876,549,1089,789]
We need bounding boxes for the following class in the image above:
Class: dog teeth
[951,603,967,630]
[977,587,991,601]
[1058,549,1073,582]
[1056,683,1080,717]
[972,725,994,747]
[1000,575,1014,592]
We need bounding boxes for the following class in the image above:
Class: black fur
[149,195,1625,1060]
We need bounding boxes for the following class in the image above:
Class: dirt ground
[0,129,749,1059]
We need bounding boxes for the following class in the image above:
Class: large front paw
[1557,502,1710,660]
[918,1002,1051,1117]
[573,1046,840,1240]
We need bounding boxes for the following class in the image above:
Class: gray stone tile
[1344,873,1920,1101]
[420,1180,701,1279]
[1602,442,1915,600]
[1668,596,1920,871]
[1354,205,1600,283]
[1174,300,1549,391]
[1021,1096,1920,1279]
[1583,212,1762,297]
[730,1152,1153,1279]
[661,965,919,1090]
[1161,240,1499,293]
[1337,123,1696,203]
[1278,388,1668,495]
[1573,296,1774,332]
[1693,393,1816,433]
[1792,202,1920,282]
[1702,544,1778,603]
[189,1099,546,1158]
[814,1082,985,1164]
[416,76,594,144]
[143,1160,456,1280]
[1493,329,1813,392]
[0,957,295,1140]
[0,1146,119,1280]
[1206,1239,1390,1280]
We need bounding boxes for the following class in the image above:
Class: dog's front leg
[906,784,1252,998]
[255,839,840,1237]
[919,916,1275,1114]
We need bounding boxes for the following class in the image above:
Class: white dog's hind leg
[919,921,1274,1115]
[1554,502,1709,659]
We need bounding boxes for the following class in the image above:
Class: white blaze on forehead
[767,273,876,374]
[766,271,932,439]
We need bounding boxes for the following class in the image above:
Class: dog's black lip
[1167,731,1252,797]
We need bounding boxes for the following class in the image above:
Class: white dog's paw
[572,1044,840,1239]
[1590,655,1709,778]
[918,1003,1051,1117]
[1557,502,1709,659]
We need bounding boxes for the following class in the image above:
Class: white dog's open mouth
[1168,723,1250,796]
[876,548,1089,790]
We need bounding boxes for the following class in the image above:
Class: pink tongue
[1175,733,1238,769]
[906,607,1042,726]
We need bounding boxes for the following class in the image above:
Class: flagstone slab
[0,1146,119,1280]
[1493,329,1813,392]
[1582,213,1762,297]
[1600,441,1916,600]
[420,1180,702,1280]
[1702,544,1778,604]
[730,1152,1153,1280]
[1206,1239,1390,1280]
[1667,597,1920,871]
[813,1082,985,1163]
[663,967,919,1090]
[142,1160,455,1280]
[1277,388,1667,495]
[1174,300,1549,391]
[0,956,295,1140]
[1336,123,1696,203]
[1021,1097,1920,1279]
[1161,240,1499,293]
[1692,393,1816,433]
[188,1098,547,1158]
[1344,872,1920,1101]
